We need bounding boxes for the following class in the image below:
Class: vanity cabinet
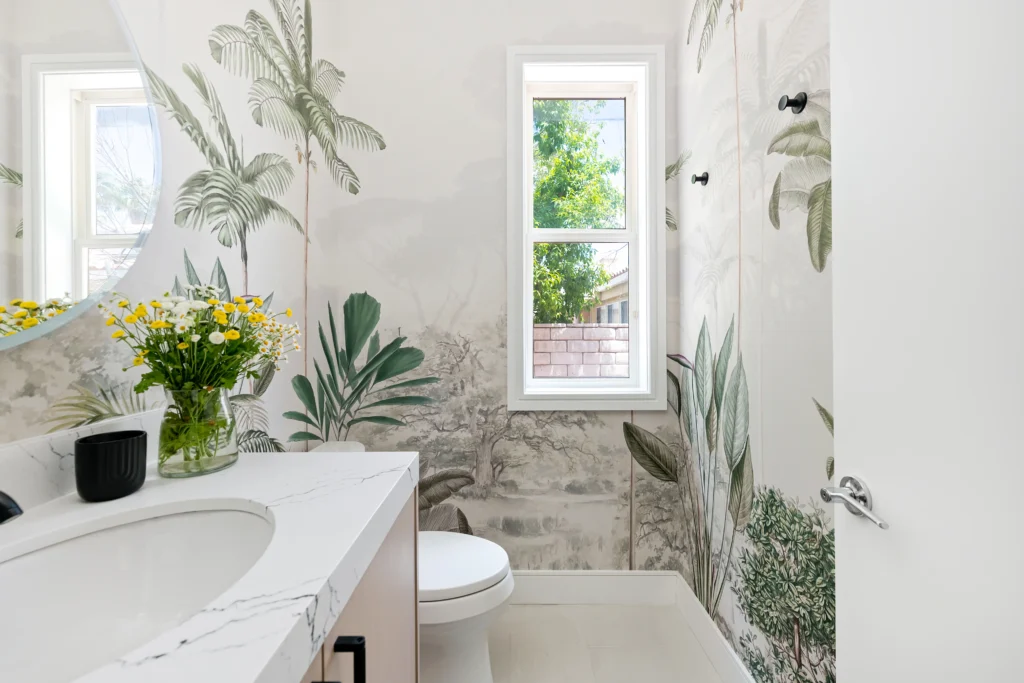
[304,491,418,683]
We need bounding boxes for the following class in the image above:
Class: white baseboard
[510,570,679,606]
[510,570,754,683]
[671,574,754,683]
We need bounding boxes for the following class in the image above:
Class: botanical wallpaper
[0,0,831,680]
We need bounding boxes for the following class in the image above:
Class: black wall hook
[691,172,709,186]
[778,92,808,114]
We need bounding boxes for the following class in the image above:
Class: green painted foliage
[284,292,438,443]
[0,162,23,238]
[623,315,751,616]
[736,488,836,683]
[767,91,833,272]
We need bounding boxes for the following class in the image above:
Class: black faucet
[0,491,22,524]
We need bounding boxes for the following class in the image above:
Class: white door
[832,1,1024,680]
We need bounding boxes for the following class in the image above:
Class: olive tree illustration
[623,316,754,615]
[209,0,387,373]
[145,65,302,295]
[735,488,836,683]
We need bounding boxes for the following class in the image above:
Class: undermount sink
[0,506,273,683]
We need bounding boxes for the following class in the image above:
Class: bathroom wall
[666,0,835,679]
[0,0,833,679]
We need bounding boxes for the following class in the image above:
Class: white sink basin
[0,507,273,683]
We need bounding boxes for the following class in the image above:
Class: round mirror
[0,0,161,350]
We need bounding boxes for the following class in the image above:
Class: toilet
[418,531,514,683]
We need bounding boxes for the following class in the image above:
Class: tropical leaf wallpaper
[0,0,832,679]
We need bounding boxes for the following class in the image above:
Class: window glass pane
[533,242,629,378]
[532,98,625,230]
[94,105,157,236]
[87,247,138,294]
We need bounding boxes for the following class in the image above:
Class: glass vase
[158,388,238,478]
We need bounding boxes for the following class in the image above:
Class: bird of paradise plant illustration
[623,317,753,615]
[209,0,387,373]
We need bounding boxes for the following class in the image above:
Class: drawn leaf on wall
[769,172,783,229]
[728,439,754,529]
[667,369,682,418]
[714,317,735,416]
[667,207,678,232]
[721,356,749,470]
[666,151,691,181]
[768,120,831,160]
[45,383,151,432]
[691,0,725,73]
[237,429,285,452]
[420,504,473,535]
[813,398,834,436]
[826,456,836,480]
[680,369,696,442]
[807,179,832,272]
[0,163,23,238]
[623,423,679,483]
[418,470,475,510]
[694,320,714,417]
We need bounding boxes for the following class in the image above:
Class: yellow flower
[253,297,264,307]
[176,342,189,350]
[117,300,130,308]
[233,296,245,304]
[224,329,241,341]
[0,306,6,314]
[56,309,65,315]
[149,320,172,330]
[150,300,162,308]
[134,304,147,318]
[106,316,116,326]
[12,310,27,319]
[141,350,149,356]
[20,301,39,310]
[9,298,21,306]
[22,317,39,329]
[124,314,138,324]
[248,312,266,323]
[133,356,145,366]
[207,298,220,305]
[223,303,236,313]
[236,303,250,313]
[286,308,293,318]
[112,330,126,339]
[4,331,15,336]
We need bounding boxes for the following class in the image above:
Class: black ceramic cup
[74,430,147,503]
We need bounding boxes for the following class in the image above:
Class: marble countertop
[0,451,418,683]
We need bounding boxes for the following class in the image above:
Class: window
[73,91,153,298]
[21,56,157,301]
[507,47,666,411]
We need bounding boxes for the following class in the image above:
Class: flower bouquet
[101,285,299,477]
[0,297,75,337]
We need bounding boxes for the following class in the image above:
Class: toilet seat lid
[419,531,510,602]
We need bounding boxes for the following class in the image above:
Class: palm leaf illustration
[145,64,302,293]
[0,163,23,238]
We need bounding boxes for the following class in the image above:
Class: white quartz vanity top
[0,451,418,683]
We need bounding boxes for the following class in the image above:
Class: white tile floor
[488,605,724,683]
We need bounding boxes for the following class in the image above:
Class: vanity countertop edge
[0,451,419,683]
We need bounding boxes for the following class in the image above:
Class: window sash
[506,47,666,411]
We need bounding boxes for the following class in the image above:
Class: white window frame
[72,88,149,299]
[20,54,148,301]
[506,46,666,412]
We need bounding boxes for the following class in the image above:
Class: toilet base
[420,604,507,683]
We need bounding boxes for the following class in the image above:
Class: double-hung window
[507,47,666,411]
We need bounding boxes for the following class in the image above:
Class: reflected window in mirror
[22,58,157,302]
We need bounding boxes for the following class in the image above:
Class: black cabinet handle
[314,635,366,683]
[691,172,709,186]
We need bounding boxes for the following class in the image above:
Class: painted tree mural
[0,163,22,238]
[209,0,387,371]
[399,322,600,488]
[145,65,302,294]
[736,489,836,683]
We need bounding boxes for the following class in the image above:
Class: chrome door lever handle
[821,475,889,530]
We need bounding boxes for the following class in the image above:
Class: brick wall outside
[533,324,629,378]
